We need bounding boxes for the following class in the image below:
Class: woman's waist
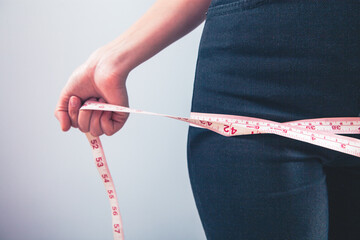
[190,83,360,123]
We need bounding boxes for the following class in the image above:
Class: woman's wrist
[103,0,210,77]
[84,41,132,85]
[108,36,138,77]
[86,0,210,85]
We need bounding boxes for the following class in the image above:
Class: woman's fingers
[54,93,72,132]
[66,96,128,137]
[78,97,96,133]
[68,96,81,128]
[101,111,129,136]
[65,95,129,137]
[100,86,129,136]
[89,98,105,137]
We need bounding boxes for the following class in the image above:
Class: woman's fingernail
[70,98,78,107]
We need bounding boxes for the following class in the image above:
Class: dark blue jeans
[187,0,360,239]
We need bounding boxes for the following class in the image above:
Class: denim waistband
[209,0,266,8]
[207,0,269,16]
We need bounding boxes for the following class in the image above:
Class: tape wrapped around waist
[81,100,360,240]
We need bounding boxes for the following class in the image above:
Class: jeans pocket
[207,0,270,18]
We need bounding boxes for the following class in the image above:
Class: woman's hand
[55,46,130,137]
[55,0,210,137]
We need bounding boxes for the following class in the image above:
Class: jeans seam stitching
[207,0,269,18]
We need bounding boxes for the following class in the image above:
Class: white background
[0,0,206,239]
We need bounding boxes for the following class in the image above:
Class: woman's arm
[107,0,211,73]
[55,0,211,136]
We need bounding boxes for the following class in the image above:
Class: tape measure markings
[80,100,360,240]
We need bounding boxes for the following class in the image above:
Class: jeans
[187,0,360,239]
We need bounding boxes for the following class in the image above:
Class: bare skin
[54,0,211,136]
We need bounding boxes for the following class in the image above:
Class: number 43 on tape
[81,100,360,240]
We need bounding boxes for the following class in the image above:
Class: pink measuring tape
[81,100,360,240]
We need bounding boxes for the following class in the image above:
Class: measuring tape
[81,100,360,240]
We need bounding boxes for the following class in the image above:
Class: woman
[55,0,360,239]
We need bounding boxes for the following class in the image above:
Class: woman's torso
[191,0,360,122]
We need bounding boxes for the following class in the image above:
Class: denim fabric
[187,0,360,239]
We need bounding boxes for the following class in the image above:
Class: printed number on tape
[82,100,360,240]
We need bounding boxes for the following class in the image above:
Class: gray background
[0,0,206,239]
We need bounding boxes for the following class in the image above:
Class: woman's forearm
[106,0,211,75]
[55,0,211,133]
